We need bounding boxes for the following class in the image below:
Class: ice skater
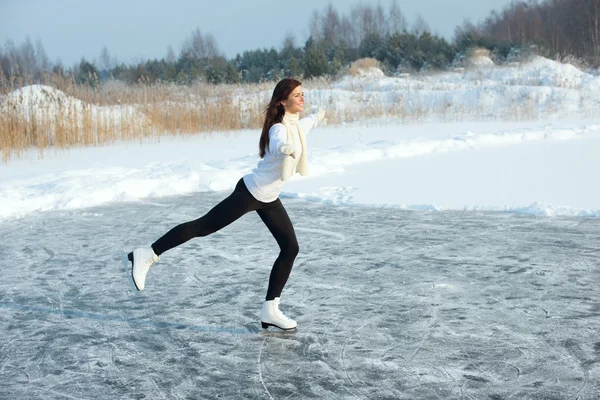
[127,78,326,331]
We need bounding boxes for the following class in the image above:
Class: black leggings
[151,178,299,301]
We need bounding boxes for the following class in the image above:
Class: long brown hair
[259,78,302,158]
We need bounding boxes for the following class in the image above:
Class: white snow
[1,84,148,132]
[1,56,599,220]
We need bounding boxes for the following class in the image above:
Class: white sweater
[243,113,319,202]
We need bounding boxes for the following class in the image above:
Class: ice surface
[1,192,599,399]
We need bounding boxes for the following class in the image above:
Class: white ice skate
[260,297,297,330]
[127,247,159,291]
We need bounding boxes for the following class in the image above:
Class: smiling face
[281,85,304,114]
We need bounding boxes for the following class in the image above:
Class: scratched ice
[1,192,599,399]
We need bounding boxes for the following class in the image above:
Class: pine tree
[304,38,328,78]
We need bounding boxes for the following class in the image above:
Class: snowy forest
[1,0,599,87]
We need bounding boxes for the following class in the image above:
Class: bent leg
[152,179,259,256]
[257,199,299,300]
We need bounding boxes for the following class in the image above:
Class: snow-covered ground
[311,55,600,121]
[1,117,600,220]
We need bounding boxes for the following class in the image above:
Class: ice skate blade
[259,329,299,339]
[123,252,141,293]
[261,321,297,332]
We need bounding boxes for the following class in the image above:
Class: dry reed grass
[0,73,264,163]
[0,68,591,164]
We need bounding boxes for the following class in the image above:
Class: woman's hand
[316,108,326,122]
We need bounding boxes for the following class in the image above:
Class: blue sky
[1,0,514,67]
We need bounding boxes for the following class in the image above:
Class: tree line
[1,0,599,88]
[455,0,600,66]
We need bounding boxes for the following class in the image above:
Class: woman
[128,78,326,331]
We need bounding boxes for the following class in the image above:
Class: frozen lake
[1,191,599,399]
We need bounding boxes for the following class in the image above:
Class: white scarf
[280,113,308,181]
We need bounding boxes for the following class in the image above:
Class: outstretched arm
[300,108,327,134]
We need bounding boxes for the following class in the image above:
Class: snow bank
[1,120,599,220]
[323,56,600,121]
[1,84,149,133]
